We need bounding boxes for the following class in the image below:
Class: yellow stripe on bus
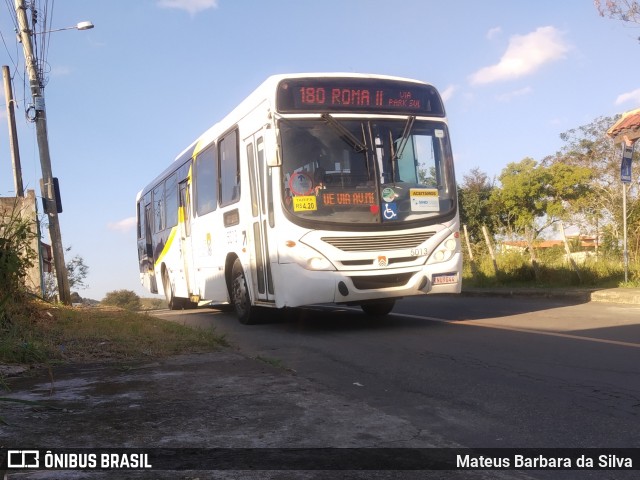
[193,139,208,158]
[154,227,178,268]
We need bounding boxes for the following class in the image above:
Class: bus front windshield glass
[279,117,456,226]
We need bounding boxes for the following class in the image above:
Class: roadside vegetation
[459,115,640,289]
[0,199,226,372]
[0,298,225,366]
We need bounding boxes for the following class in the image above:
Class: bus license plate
[432,273,458,285]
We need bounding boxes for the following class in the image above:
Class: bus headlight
[427,232,459,265]
[284,240,335,271]
[307,256,332,270]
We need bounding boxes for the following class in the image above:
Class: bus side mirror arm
[267,151,281,167]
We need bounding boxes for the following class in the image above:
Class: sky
[1,0,639,301]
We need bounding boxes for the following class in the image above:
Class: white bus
[136,73,461,323]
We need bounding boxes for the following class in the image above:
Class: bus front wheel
[231,259,256,325]
[360,299,395,316]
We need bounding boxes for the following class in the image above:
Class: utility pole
[14,0,71,304]
[3,65,24,197]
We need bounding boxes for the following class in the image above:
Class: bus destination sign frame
[276,78,445,116]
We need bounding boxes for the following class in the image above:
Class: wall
[0,189,42,296]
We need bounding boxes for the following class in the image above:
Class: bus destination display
[277,78,445,116]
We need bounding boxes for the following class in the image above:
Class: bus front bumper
[273,253,462,308]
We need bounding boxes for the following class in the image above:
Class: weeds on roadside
[0,298,226,368]
[463,249,637,288]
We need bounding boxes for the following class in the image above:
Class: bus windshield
[279,117,456,226]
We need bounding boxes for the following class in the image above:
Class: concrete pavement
[461,286,640,305]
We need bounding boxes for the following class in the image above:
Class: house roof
[607,108,640,144]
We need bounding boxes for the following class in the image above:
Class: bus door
[244,132,275,302]
[144,201,158,294]
[178,178,196,301]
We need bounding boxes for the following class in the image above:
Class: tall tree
[491,157,592,276]
[458,167,494,244]
[551,115,638,254]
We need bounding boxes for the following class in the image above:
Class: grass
[0,297,227,367]
[463,249,640,289]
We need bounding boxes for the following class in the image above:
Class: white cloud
[157,0,218,15]
[496,86,533,102]
[487,26,502,40]
[469,26,570,86]
[108,217,136,233]
[51,66,72,77]
[440,84,456,102]
[615,88,640,106]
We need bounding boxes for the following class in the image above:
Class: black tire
[231,259,257,324]
[360,299,395,316]
[163,268,185,310]
[185,300,199,310]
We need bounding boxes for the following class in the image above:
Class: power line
[1,0,21,72]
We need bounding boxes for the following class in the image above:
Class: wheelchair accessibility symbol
[383,203,398,220]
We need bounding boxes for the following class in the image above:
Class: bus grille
[321,232,434,252]
[350,273,414,290]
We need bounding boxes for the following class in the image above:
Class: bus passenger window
[219,129,240,206]
[152,183,164,232]
[137,201,144,239]
[165,173,178,229]
[195,145,217,216]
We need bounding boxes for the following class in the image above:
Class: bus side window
[220,129,240,207]
[179,180,191,237]
[165,173,178,229]
[137,201,144,239]
[152,183,164,233]
[195,144,217,216]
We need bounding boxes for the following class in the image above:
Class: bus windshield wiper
[387,115,415,183]
[391,115,416,166]
[321,114,368,153]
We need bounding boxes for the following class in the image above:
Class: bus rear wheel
[231,259,257,325]
[163,268,185,310]
[360,299,395,316]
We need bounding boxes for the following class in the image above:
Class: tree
[43,246,89,302]
[102,290,141,311]
[66,252,89,290]
[491,157,592,277]
[491,158,549,240]
[552,115,639,256]
[595,0,640,24]
[458,167,495,243]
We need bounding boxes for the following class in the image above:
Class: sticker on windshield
[381,187,397,203]
[293,195,317,212]
[435,129,444,138]
[410,188,439,212]
[382,202,398,221]
[289,171,314,196]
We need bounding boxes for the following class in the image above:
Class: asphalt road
[157,294,640,455]
[3,295,639,480]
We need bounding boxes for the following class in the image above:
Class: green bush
[0,200,37,310]
[102,290,141,311]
